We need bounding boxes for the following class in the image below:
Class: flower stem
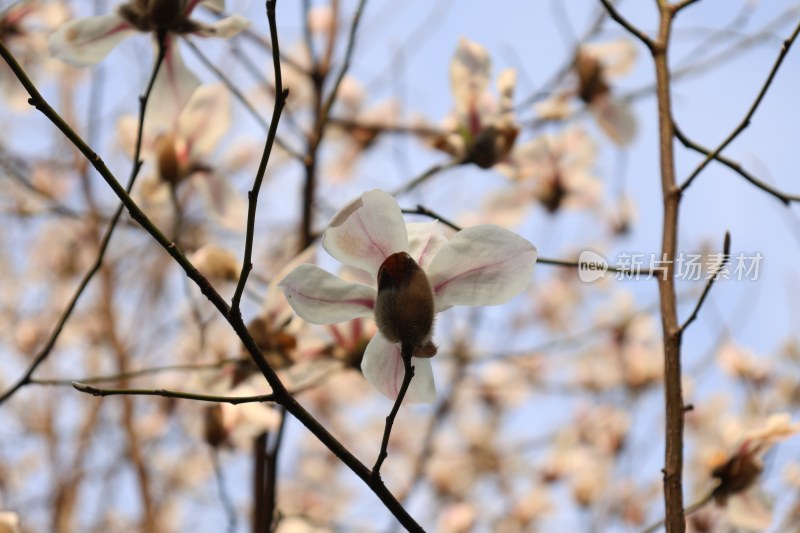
[372,343,416,480]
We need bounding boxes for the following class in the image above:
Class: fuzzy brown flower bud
[374,252,436,355]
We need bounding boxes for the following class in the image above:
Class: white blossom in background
[280,190,537,403]
[0,1,69,109]
[536,38,637,146]
[48,0,248,127]
[491,126,602,220]
[0,511,20,533]
[432,37,519,168]
[117,83,246,230]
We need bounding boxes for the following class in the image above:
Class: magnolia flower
[432,37,519,168]
[118,83,246,230]
[280,190,537,403]
[326,76,400,182]
[535,39,637,146]
[704,414,800,531]
[49,0,248,127]
[491,126,602,220]
[1,1,69,109]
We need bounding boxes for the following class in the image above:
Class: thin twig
[673,122,800,205]
[598,0,655,52]
[72,382,277,404]
[371,343,416,480]
[679,232,731,333]
[0,39,167,406]
[680,19,800,192]
[210,449,238,533]
[391,159,463,196]
[640,490,714,533]
[317,0,367,129]
[231,0,288,315]
[403,204,657,277]
[29,358,243,386]
[672,0,702,13]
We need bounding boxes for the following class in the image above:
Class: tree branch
[72,382,277,404]
[598,0,655,52]
[673,122,800,205]
[679,232,731,333]
[680,18,800,192]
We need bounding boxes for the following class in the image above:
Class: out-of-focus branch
[183,37,302,160]
[301,0,368,248]
[30,358,243,386]
[391,159,464,196]
[0,40,167,406]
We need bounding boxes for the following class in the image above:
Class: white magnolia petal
[406,221,448,270]
[147,37,200,129]
[450,37,491,116]
[322,190,409,278]
[582,38,637,78]
[496,68,516,111]
[279,264,376,324]
[194,14,250,38]
[361,333,436,404]
[191,172,246,230]
[264,245,317,325]
[591,95,636,147]
[178,84,231,158]
[49,13,136,65]
[727,489,773,532]
[427,225,536,309]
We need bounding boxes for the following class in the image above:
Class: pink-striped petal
[407,221,447,270]
[280,264,376,324]
[361,333,436,404]
[322,190,409,278]
[426,225,536,310]
[49,13,136,65]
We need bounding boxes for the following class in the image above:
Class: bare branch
[679,232,731,333]
[598,0,656,52]
[680,18,800,192]
[72,382,278,404]
[231,0,288,315]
